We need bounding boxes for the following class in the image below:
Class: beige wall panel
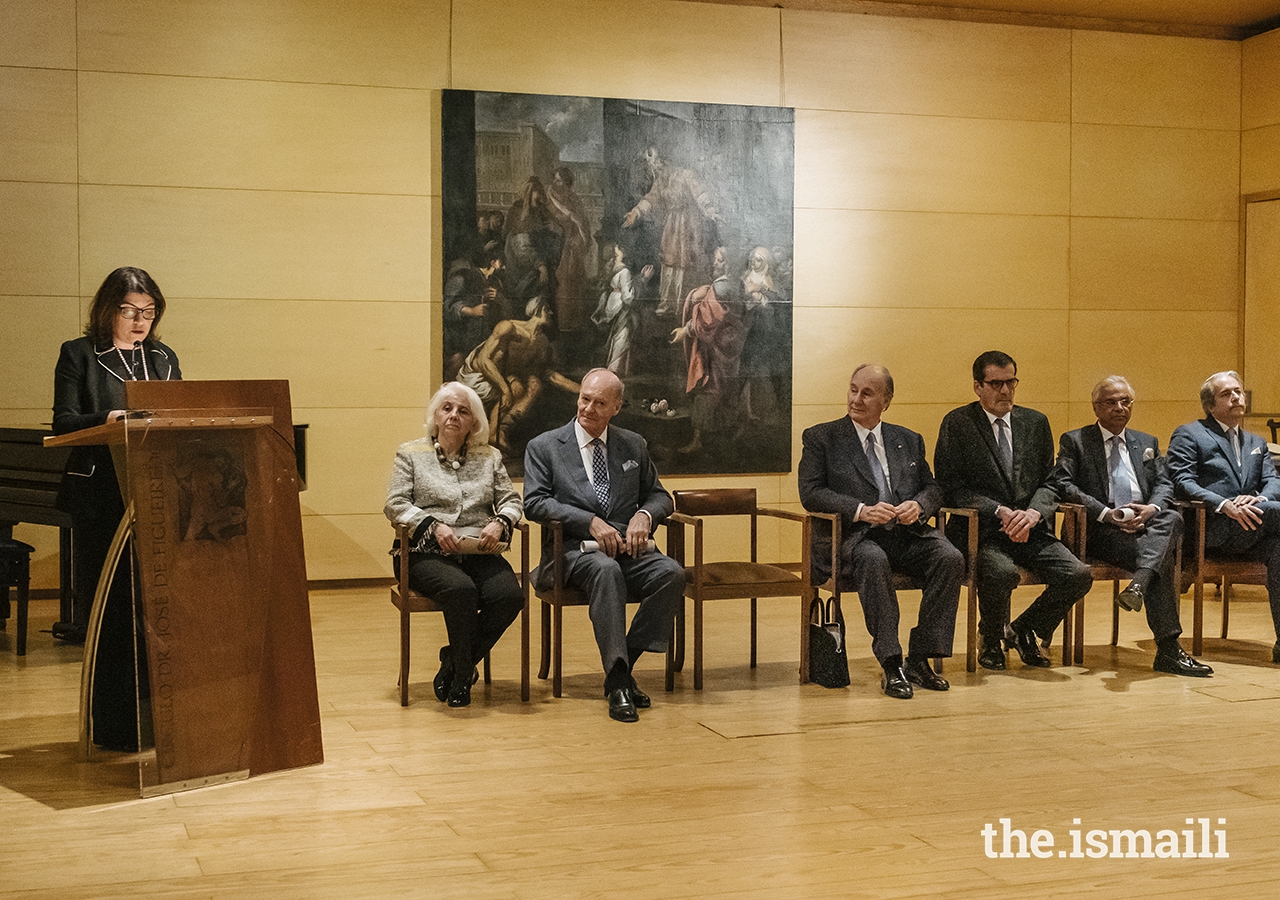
[0,0,74,69]
[452,0,782,106]
[79,72,431,195]
[1242,124,1280,195]
[1068,310,1237,409]
[797,110,1069,215]
[0,182,78,297]
[794,209,1068,310]
[793,306,1070,410]
[162,300,432,410]
[783,11,1069,121]
[78,0,446,88]
[78,186,431,302]
[0,67,76,183]
[301,513,390,581]
[1072,31,1240,131]
[1069,217,1238,311]
[1071,124,1239,220]
[0,296,80,414]
[1243,27,1280,130]
[296,407,429,517]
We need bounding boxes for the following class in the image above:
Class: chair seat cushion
[688,561,800,587]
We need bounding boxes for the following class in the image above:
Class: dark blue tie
[591,438,610,509]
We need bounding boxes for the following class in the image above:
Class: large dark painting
[442,89,794,476]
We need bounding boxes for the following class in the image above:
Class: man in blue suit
[523,367,685,721]
[1167,370,1280,663]
[799,364,963,699]
[1050,376,1211,676]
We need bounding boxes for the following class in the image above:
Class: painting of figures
[441,89,794,476]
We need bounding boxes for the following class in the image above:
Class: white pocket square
[623,459,639,471]
[1143,448,1155,461]
[1252,447,1263,455]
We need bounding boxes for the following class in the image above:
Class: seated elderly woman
[385,382,524,707]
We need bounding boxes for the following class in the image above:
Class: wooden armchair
[665,488,811,689]
[390,521,530,706]
[1177,500,1268,656]
[808,507,980,676]
[532,519,676,698]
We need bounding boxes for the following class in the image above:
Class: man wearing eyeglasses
[934,350,1091,670]
[1049,376,1210,676]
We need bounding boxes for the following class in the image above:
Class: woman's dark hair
[84,267,167,347]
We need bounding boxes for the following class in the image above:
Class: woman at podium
[385,382,524,708]
[52,266,181,751]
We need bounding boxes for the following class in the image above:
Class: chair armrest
[939,507,979,563]
[756,507,808,524]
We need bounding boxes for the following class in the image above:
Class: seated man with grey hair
[1049,375,1210,676]
[1167,370,1280,664]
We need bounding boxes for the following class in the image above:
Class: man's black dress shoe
[881,666,914,699]
[607,687,639,722]
[1153,645,1212,677]
[978,637,1006,671]
[904,656,949,691]
[433,646,453,703]
[628,679,651,709]
[1117,583,1145,612]
[1005,625,1051,668]
[446,677,472,707]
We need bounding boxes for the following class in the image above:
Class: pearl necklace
[114,344,149,381]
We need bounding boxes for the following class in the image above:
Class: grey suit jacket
[934,401,1058,539]
[1167,417,1280,507]
[1050,425,1173,522]
[798,416,942,583]
[522,420,674,584]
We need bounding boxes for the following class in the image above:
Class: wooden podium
[46,380,324,796]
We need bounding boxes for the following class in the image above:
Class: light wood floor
[3,582,1280,899]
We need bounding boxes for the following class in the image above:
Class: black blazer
[798,416,942,584]
[1049,425,1172,522]
[52,336,181,518]
[934,401,1058,539]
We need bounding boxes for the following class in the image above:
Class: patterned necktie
[865,433,892,503]
[1109,435,1134,507]
[1231,428,1242,467]
[590,437,610,509]
[995,418,1013,471]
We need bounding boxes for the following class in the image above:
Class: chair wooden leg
[693,597,704,691]
[552,605,563,698]
[1073,594,1084,666]
[482,653,492,684]
[399,603,410,707]
[1221,577,1231,640]
[665,618,675,692]
[520,596,530,702]
[1192,576,1204,657]
[674,597,686,671]
[799,592,811,684]
[749,597,757,669]
[965,583,978,673]
[538,600,551,680]
[1110,582,1120,647]
[1060,604,1073,666]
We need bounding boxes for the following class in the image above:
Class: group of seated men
[522,354,1280,720]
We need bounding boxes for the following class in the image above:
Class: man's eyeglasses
[982,378,1019,391]
[118,305,156,320]
[1097,398,1133,409]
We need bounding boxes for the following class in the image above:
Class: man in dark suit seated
[523,367,685,721]
[1167,370,1280,664]
[799,364,963,699]
[1049,376,1211,676]
[934,350,1092,670]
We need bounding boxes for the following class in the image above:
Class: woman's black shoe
[433,646,453,703]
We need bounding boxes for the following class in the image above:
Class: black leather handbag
[808,596,850,688]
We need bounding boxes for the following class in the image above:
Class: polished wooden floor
[3,582,1280,899]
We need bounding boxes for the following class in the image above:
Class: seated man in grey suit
[1049,375,1211,677]
[799,364,963,699]
[1167,370,1280,664]
[523,367,685,721]
[934,350,1092,670]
